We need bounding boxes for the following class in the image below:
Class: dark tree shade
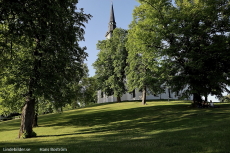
[0,0,91,138]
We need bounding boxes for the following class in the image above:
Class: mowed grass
[0,101,230,153]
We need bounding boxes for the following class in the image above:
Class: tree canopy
[93,28,128,102]
[130,0,230,101]
[0,0,91,138]
[126,20,165,105]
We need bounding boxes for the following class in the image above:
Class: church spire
[105,3,116,39]
[110,3,116,24]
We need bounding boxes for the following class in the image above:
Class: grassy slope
[0,101,230,153]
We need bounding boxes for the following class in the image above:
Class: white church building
[97,88,189,103]
[97,4,192,103]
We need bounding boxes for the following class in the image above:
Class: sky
[77,0,140,77]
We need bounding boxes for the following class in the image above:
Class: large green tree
[0,0,91,138]
[93,28,128,102]
[131,0,230,102]
[126,21,165,105]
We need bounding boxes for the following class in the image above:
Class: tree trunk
[18,37,40,138]
[193,93,202,102]
[33,100,38,127]
[19,97,35,138]
[205,95,208,102]
[33,113,38,127]
[117,96,121,102]
[142,86,147,105]
[168,88,171,98]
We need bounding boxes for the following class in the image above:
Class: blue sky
[78,0,140,77]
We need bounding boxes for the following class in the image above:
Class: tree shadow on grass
[0,102,230,149]
[37,103,230,141]
[1,116,230,153]
[38,101,227,128]
[46,103,228,128]
[0,119,21,132]
[1,102,229,153]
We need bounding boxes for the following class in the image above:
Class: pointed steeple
[110,3,116,24]
[105,3,116,39]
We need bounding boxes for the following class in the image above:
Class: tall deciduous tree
[131,0,230,103]
[0,0,91,138]
[126,21,164,105]
[93,28,128,102]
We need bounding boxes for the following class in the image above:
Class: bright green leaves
[126,6,164,95]
[0,0,92,111]
[132,0,230,99]
[93,28,128,99]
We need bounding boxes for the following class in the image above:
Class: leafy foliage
[78,77,98,105]
[93,28,128,101]
[74,65,98,106]
[126,20,165,104]
[131,0,230,100]
[0,0,92,137]
[1,0,91,101]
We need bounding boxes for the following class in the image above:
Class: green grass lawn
[0,101,230,153]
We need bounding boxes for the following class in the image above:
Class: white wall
[97,88,193,103]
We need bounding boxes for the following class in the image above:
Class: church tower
[105,3,116,39]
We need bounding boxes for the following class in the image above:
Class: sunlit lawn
[0,101,230,153]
